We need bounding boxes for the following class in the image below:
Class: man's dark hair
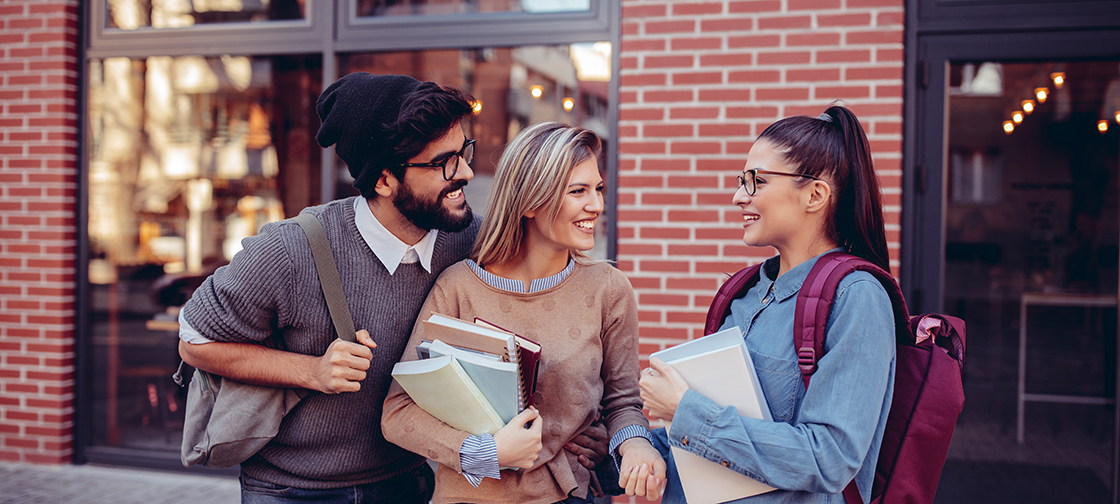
[353,83,474,198]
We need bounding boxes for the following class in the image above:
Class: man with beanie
[177,72,481,503]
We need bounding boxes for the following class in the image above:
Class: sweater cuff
[460,433,500,487]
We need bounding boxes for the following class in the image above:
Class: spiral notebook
[473,317,541,409]
[421,314,540,414]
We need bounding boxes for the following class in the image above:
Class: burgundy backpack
[704,251,966,504]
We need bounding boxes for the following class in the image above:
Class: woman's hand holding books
[494,406,543,469]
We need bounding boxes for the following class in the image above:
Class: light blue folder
[429,339,521,423]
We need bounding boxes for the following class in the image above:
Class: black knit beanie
[315,72,423,180]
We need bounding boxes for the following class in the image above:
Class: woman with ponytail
[638,106,896,503]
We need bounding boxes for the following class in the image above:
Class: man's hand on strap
[313,329,378,394]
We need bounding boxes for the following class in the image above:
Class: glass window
[937,60,1120,502]
[104,0,306,30]
[337,42,612,258]
[355,0,590,17]
[85,54,321,450]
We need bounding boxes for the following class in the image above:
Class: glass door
[934,60,1120,503]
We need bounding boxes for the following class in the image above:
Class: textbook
[421,313,540,412]
[390,354,505,435]
[473,317,542,408]
[428,339,521,423]
[650,327,776,504]
[423,314,520,363]
[415,339,504,362]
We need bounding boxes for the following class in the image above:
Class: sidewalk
[0,462,239,504]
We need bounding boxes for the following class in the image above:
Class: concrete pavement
[0,462,239,504]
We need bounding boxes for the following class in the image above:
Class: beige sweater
[382,260,648,504]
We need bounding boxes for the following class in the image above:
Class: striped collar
[466,258,575,293]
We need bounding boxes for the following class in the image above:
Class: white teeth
[446,189,462,199]
[743,215,759,222]
[575,221,594,230]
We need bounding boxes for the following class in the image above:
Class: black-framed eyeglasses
[736,168,822,196]
[397,138,475,181]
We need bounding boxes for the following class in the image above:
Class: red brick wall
[0,0,81,464]
[617,0,905,363]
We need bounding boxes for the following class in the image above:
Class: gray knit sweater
[182,196,479,489]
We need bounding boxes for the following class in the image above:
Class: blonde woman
[383,122,665,504]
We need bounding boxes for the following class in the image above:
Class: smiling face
[733,140,812,251]
[527,156,604,254]
[394,123,475,232]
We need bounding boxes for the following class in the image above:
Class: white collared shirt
[179,198,439,344]
[352,197,438,275]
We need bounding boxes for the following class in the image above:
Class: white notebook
[651,327,776,504]
[391,354,505,435]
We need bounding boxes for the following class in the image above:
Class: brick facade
[0,0,905,469]
[0,0,81,464]
[617,0,905,363]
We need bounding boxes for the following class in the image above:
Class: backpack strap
[794,252,910,385]
[294,213,357,343]
[793,251,911,504]
[704,263,764,335]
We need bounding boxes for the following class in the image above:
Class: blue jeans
[651,426,687,504]
[240,464,434,504]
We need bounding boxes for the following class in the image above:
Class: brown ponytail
[756,105,889,271]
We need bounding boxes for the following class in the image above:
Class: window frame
[77,0,620,469]
[336,0,610,51]
[87,0,328,58]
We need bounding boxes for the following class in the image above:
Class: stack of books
[391,314,541,435]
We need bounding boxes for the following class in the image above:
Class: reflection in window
[85,55,320,449]
[356,0,589,17]
[105,0,305,30]
[338,41,611,258]
[950,148,1002,204]
[939,60,1120,501]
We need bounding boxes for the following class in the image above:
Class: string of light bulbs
[1003,71,1064,135]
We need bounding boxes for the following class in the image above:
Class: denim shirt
[658,250,896,504]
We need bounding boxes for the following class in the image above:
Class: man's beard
[393,179,474,232]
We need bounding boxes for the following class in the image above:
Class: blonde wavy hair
[471,121,603,267]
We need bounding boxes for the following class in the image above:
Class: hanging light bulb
[1114,111,1120,124]
[530,85,543,99]
[1003,121,1015,134]
[1050,72,1065,89]
[471,100,483,115]
[1012,111,1024,124]
[1035,87,1049,103]
[1099,120,1110,133]
[562,97,575,112]
[1021,99,1035,114]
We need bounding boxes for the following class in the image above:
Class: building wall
[616,0,905,362]
[0,0,905,467]
[0,0,81,464]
